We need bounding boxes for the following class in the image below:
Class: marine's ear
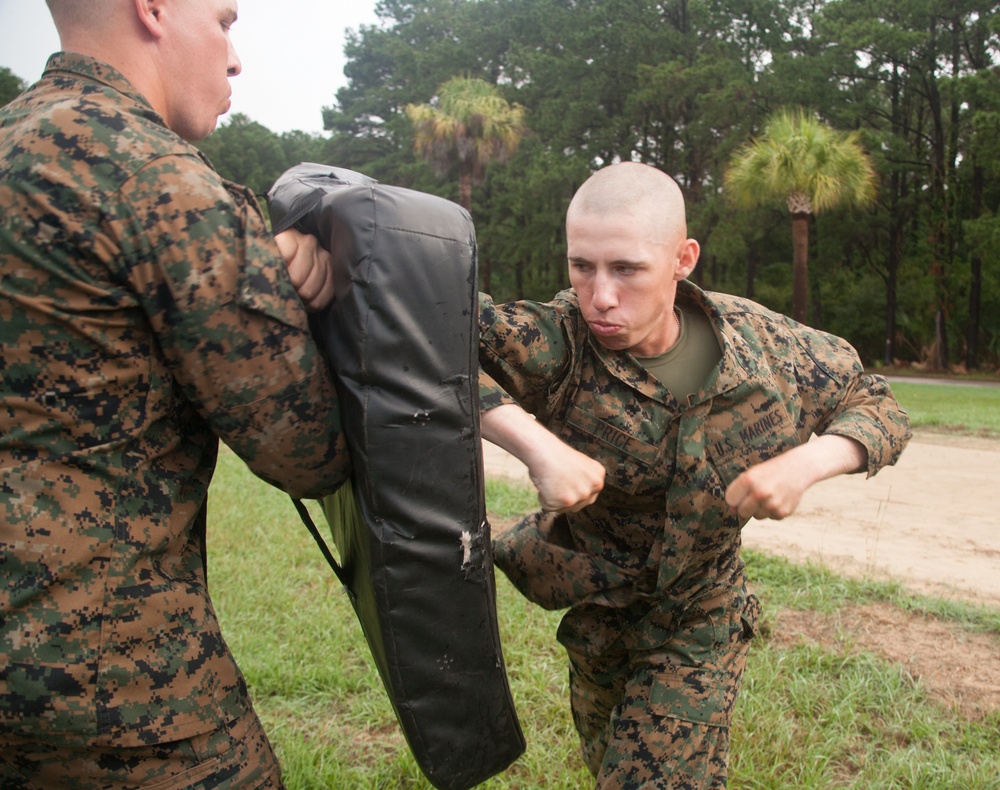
[675,238,700,281]
[134,0,167,39]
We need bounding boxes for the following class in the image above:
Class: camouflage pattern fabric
[0,52,350,755]
[0,705,283,789]
[560,582,761,789]
[479,281,911,785]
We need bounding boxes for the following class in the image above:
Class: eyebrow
[568,255,645,266]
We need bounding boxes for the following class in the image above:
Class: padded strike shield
[267,164,525,790]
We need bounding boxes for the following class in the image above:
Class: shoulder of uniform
[550,288,581,315]
[679,282,780,325]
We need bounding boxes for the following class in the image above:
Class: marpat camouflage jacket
[479,282,911,613]
[0,54,349,747]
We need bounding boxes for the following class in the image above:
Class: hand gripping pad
[267,163,525,790]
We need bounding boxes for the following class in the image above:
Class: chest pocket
[559,405,661,495]
[698,387,800,488]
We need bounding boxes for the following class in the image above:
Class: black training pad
[267,163,525,790]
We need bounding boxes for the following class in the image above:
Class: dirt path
[741,430,1000,608]
[483,430,1000,719]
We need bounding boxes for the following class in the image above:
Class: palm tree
[405,77,526,292]
[724,108,877,324]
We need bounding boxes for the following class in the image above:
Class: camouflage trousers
[557,587,761,789]
[0,705,283,789]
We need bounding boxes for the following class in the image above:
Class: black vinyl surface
[268,163,525,790]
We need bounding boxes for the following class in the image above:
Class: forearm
[481,404,605,513]
[481,404,553,470]
[793,433,868,485]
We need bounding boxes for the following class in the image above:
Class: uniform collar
[554,289,684,406]
[677,280,762,402]
[43,52,162,122]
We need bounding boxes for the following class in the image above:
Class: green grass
[736,550,1000,789]
[889,381,1000,436]
[210,462,590,789]
[485,476,540,519]
[207,380,999,788]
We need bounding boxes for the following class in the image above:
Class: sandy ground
[482,430,1000,608]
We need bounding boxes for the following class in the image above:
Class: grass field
[209,380,1000,788]
[888,380,1000,436]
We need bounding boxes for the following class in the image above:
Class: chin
[183,121,220,143]
[594,336,631,352]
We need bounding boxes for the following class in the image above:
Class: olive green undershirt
[634,300,722,402]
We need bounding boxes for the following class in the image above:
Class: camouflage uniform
[479,283,910,788]
[0,54,350,785]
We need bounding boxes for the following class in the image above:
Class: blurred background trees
[0,67,26,106]
[4,0,997,370]
[321,0,1000,371]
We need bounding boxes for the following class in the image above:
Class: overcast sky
[0,0,381,135]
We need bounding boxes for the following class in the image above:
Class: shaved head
[46,0,119,33]
[45,0,141,58]
[567,162,688,247]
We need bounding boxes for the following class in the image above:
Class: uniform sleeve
[478,367,517,411]
[788,319,911,477]
[107,154,349,498]
[478,292,575,417]
[820,372,911,476]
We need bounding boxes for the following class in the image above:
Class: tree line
[3,0,997,370]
